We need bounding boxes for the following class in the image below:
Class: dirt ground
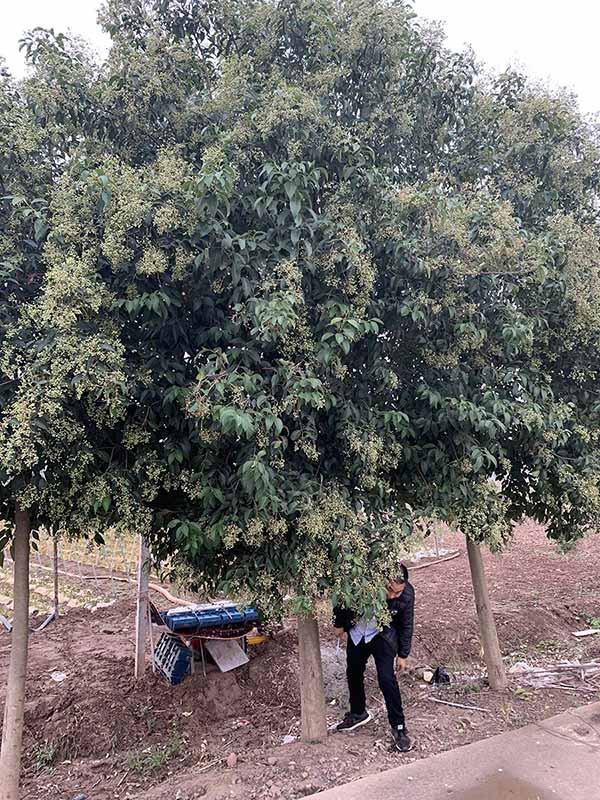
[1,521,600,800]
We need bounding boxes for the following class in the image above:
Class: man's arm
[332,606,354,630]
[395,584,415,659]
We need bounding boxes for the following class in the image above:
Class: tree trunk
[297,614,327,743]
[466,536,507,690]
[0,507,31,800]
[134,536,150,679]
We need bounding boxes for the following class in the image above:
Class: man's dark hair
[394,564,409,584]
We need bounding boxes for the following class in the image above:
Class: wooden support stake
[466,536,507,691]
[52,534,59,620]
[134,536,150,679]
[147,602,156,674]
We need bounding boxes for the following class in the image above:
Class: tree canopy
[0,35,138,553]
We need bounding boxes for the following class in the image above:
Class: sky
[0,0,598,115]
[416,0,600,115]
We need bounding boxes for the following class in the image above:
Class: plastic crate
[164,602,259,634]
[154,633,192,685]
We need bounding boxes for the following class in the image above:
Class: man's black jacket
[332,582,415,659]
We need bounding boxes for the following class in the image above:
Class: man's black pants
[346,634,405,728]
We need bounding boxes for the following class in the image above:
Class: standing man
[333,565,415,752]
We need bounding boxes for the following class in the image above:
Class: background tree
[0,36,141,798]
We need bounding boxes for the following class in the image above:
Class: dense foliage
[2,0,600,618]
[0,37,136,556]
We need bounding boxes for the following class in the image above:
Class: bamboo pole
[134,536,150,679]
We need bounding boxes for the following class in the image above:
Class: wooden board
[204,638,249,672]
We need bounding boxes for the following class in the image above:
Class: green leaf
[34,218,49,242]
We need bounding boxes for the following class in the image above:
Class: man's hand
[334,627,346,642]
[395,657,407,673]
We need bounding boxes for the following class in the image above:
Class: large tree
[45,0,600,736]
[4,0,600,760]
